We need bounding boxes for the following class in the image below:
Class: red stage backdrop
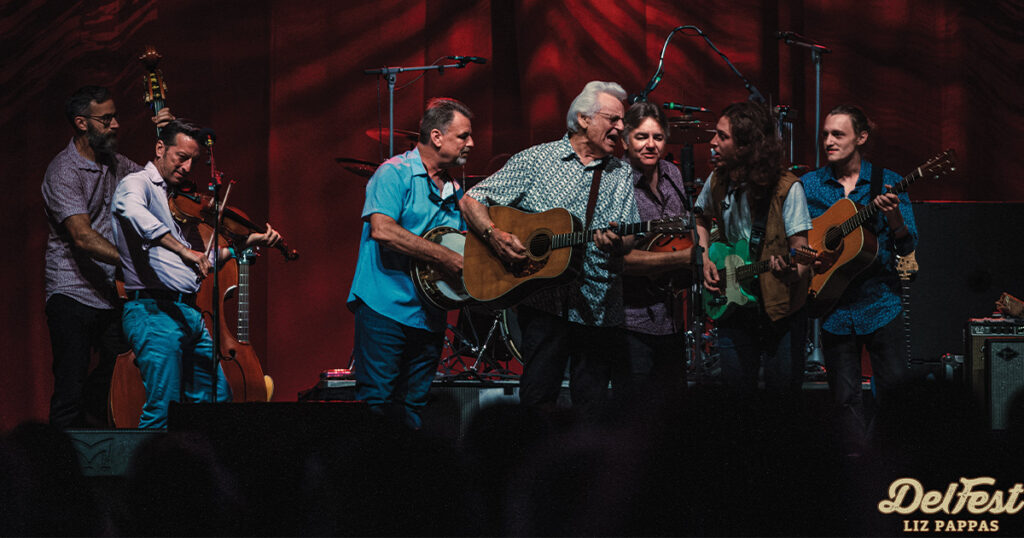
[1,0,1020,429]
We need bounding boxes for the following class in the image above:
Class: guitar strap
[748,204,768,263]
[584,159,606,230]
[869,163,884,199]
[869,163,885,235]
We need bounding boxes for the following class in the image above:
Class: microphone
[776,31,832,53]
[630,69,664,104]
[663,102,710,113]
[199,127,216,146]
[446,56,487,64]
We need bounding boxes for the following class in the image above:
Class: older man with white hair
[461,81,640,417]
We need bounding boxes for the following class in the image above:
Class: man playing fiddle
[112,120,280,428]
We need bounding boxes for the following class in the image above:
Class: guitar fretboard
[551,220,660,249]
[837,170,918,238]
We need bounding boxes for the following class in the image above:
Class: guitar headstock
[896,251,919,280]
[650,216,691,234]
[790,245,819,265]
[918,149,957,180]
[236,246,259,266]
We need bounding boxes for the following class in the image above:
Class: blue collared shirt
[801,160,918,335]
[347,147,465,332]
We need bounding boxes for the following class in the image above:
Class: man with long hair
[695,101,812,394]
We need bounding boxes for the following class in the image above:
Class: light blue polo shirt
[346,148,464,332]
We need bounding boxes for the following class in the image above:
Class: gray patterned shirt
[42,139,142,308]
[466,134,640,326]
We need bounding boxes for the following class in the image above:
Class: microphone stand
[205,134,223,403]
[780,31,832,377]
[363,60,472,157]
[680,149,708,382]
[692,27,767,103]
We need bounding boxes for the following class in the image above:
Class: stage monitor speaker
[908,202,1024,364]
[986,339,1024,430]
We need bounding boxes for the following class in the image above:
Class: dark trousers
[352,303,444,429]
[822,313,907,455]
[716,306,808,394]
[517,306,627,417]
[45,294,128,428]
[619,330,687,401]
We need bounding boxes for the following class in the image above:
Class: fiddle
[168,181,300,261]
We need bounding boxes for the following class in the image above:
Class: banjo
[410,226,472,310]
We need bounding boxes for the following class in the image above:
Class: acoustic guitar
[806,149,956,318]
[703,239,817,320]
[462,206,688,309]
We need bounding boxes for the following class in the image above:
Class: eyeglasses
[594,112,623,125]
[80,113,119,127]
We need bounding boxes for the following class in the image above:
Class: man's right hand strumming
[488,227,528,263]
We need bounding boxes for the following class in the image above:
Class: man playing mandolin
[695,101,813,395]
[112,120,280,428]
[347,98,472,429]
[801,104,918,456]
[460,81,639,419]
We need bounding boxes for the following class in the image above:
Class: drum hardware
[438,306,521,381]
[665,118,714,145]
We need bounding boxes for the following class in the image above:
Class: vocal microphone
[446,56,487,64]
[776,31,832,53]
[663,102,710,113]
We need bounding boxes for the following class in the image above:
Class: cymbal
[666,118,714,145]
[365,127,419,143]
[335,157,379,178]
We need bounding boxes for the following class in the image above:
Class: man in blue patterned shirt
[801,105,918,455]
[461,81,640,417]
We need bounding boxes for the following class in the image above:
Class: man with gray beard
[41,85,170,428]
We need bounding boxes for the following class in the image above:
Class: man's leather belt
[130,289,198,307]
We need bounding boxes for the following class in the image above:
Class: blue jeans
[123,299,231,428]
[352,303,443,429]
[716,307,807,394]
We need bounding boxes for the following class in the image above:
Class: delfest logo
[879,477,1022,533]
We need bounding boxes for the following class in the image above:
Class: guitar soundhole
[528,234,551,258]
[824,228,843,251]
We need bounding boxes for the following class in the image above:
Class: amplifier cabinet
[965,318,1024,408]
[986,339,1024,430]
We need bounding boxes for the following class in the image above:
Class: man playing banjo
[346,97,474,429]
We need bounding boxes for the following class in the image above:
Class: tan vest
[705,170,808,322]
